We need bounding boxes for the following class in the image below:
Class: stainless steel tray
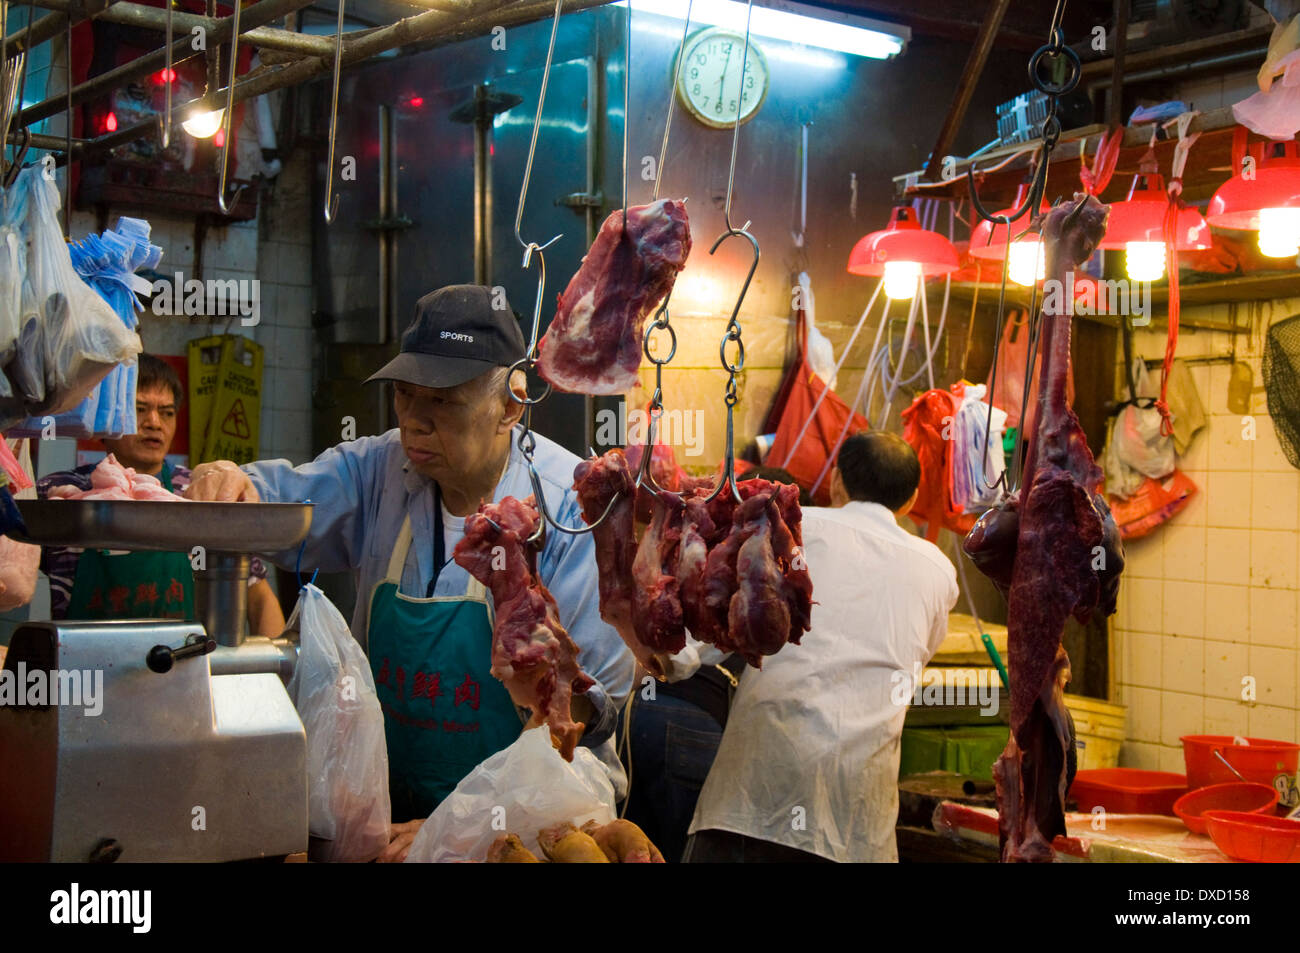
[12,500,313,553]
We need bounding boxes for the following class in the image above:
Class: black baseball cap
[365,284,527,389]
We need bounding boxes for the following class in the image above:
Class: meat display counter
[0,500,313,862]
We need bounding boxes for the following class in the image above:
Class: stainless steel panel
[12,500,313,553]
[0,621,307,862]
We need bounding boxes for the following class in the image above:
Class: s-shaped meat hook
[215,0,245,215]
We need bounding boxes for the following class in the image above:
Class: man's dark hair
[137,354,183,407]
[836,431,920,510]
[741,466,813,507]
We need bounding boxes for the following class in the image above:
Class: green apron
[366,511,523,822]
[65,462,196,620]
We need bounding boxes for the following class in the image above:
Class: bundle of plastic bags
[285,584,391,863]
[0,438,39,612]
[1,156,141,433]
[405,726,616,863]
[950,383,1007,514]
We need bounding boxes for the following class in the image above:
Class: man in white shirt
[685,431,959,862]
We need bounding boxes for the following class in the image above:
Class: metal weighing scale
[0,499,313,862]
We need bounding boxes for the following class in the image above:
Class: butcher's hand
[378,820,423,863]
[185,461,260,502]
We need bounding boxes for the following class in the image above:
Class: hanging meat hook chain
[632,0,694,497]
[703,0,758,505]
[974,1,1080,497]
[500,0,615,540]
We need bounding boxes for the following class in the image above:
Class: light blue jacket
[243,427,634,747]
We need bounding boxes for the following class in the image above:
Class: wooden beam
[919,0,1011,181]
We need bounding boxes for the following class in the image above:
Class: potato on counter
[486,834,541,863]
[581,819,665,863]
[537,822,610,863]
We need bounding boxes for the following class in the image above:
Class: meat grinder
[0,499,312,862]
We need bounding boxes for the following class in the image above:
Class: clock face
[675,28,769,130]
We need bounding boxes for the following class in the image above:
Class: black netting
[1264,314,1300,470]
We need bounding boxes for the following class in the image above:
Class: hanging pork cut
[452,495,595,762]
[575,448,811,673]
[537,199,691,396]
[963,194,1125,862]
[572,448,669,677]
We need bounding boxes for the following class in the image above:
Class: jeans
[682,828,834,863]
[618,693,724,864]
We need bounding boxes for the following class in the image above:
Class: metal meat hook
[323,0,347,223]
[513,0,564,256]
[215,0,245,215]
[162,0,173,148]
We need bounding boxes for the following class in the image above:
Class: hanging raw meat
[46,453,189,502]
[576,447,811,672]
[537,199,691,396]
[963,194,1125,863]
[452,495,595,762]
[572,448,668,678]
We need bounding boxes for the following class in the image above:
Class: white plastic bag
[0,439,39,611]
[951,383,1007,513]
[798,272,838,392]
[404,726,616,863]
[285,584,391,862]
[21,157,140,412]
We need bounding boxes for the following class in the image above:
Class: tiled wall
[1115,296,1300,773]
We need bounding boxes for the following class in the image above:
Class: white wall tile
[1162,524,1206,582]
[1120,571,1163,632]
[1203,697,1246,737]
[1121,741,1160,770]
[1204,583,1250,643]
[1250,528,1298,590]
[1205,528,1251,587]
[1125,630,1162,688]
[1250,646,1298,709]
[1248,704,1295,740]
[1126,685,1161,743]
[1250,587,1298,647]
[1204,639,1248,701]
[1251,471,1300,531]
[1207,415,1252,471]
[1157,745,1186,774]
[1160,691,1204,747]
[1162,634,1204,694]
[1124,533,1164,579]
[1163,580,1205,637]
[1206,472,1253,528]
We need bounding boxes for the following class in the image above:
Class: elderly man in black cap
[188,285,635,860]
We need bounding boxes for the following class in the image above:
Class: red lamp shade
[1206,140,1300,231]
[1097,173,1211,251]
[847,206,960,276]
[968,184,1051,260]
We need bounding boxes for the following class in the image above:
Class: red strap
[1232,124,1249,173]
[1158,190,1180,438]
[1081,126,1123,196]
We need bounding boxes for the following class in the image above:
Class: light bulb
[182,108,224,139]
[1007,240,1045,286]
[883,260,921,299]
[1258,207,1300,258]
[1125,241,1165,281]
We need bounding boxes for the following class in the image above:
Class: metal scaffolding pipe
[47,0,614,160]
[16,0,317,127]
[4,0,118,54]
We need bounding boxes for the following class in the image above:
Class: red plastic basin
[1173,783,1279,835]
[1203,810,1300,863]
[1181,735,1300,790]
[1070,768,1187,815]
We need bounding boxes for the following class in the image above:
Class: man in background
[36,354,284,635]
[686,432,958,862]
